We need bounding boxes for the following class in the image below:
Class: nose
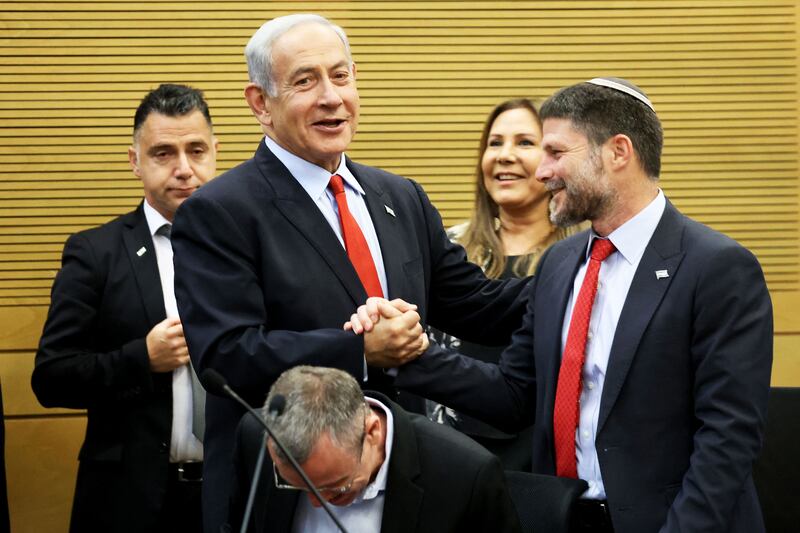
[535,153,554,183]
[173,151,193,180]
[497,141,515,164]
[318,77,344,108]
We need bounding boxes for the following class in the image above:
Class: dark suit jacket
[171,141,528,532]
[397,200,773,533]
[32,204,176,533]
[228,392,521,533]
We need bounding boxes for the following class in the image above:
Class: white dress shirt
[263,136,388,297]
[560,190,666,499]
[292,397,394,533]
[143,200,203,463]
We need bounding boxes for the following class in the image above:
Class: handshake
[344,297,429,368]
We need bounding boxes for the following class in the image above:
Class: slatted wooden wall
[1,1,798,531]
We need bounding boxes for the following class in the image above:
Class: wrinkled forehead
[134,111,213,147]
[540,117,589,149]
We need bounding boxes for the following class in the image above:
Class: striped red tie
[328,174,384,298]
[553,238,616,478]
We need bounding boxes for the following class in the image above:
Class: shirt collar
[142,199,171,237]
[585,189,666,265]
[354,396,394,502]
[263,136,364,201]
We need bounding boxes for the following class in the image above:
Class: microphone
[199,369,349,533]
[268,394,286,417]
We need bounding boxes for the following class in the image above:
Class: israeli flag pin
[385,205,396,217]
[655,269,669,280]
[136,246,147,257]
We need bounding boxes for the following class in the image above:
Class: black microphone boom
[199,369,348,533]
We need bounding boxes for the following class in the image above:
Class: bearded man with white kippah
[353,78,773,533]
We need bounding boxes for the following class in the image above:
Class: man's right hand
[146,317,190,372]
[362,299,428,368]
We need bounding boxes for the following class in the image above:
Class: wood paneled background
[1,1,798,531]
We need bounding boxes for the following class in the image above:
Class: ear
[363,409,382,445]
[128,146,141,178]
[244,83,272,128]
[605,133,634,171]
[351,62,358,80]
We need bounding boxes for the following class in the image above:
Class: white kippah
[587,77,655,112]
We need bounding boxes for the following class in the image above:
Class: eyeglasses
[273,411,367,496]
[273,462,358,495]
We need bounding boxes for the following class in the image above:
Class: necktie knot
[328,174,346,196]
[590,238,615,262]
[157,223,172,240]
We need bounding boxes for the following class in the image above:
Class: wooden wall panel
[5,417,85,533]
[1,1,798,530]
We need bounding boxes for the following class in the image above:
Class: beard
[547,152,615,228]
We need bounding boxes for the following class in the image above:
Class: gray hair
[264,366,368,464]
[244,14,353,97]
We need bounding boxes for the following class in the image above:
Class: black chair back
[753,387,799,533]
[504,471,587,533]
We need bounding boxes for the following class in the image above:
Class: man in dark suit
[355,78,774,532]
[171,14,528,532]
[31,84,219,533]
[228,366,521,533]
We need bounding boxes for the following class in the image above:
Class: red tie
[553,238,616,478]
[328,174,384,298]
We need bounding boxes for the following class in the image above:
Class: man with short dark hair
[32,83,218,533]
[361,78,773,532]
[228,366,522,533]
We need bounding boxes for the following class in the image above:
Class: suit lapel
[121,204,166,325]
[597,202,686,433]
[256,143,366,305]
[350,160,405,299]
[378,395,424,533]
[261,485,299,533]
[539,233,591,433]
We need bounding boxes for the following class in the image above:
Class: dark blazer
[397,200,773,533]
[171,141,529,532]
[32,204,176,533]
[228,392,522,533]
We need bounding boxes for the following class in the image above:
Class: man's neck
[592,175,659,236]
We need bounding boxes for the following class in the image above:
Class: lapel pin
[136,246,147,257]
[384,205,396,217]
[655,269,669,280]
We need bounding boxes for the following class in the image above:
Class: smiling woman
[427,98,586,470]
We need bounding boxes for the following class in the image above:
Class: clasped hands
[344,297,429,368]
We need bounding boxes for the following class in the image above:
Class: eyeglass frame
[272,406,368,495]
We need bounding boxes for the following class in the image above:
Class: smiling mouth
[494,173,525,181]
[314,118,347,128]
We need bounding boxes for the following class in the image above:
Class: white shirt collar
[142,199,171,237]
[586,189,666,265]
[355,396,394,502]
[263,136,364,201]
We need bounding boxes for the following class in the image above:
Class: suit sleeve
[172,193,365,401]
[411,180,531,346]
[395,248,547,433]
[661,243,772,532]
[31,233,154,409]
